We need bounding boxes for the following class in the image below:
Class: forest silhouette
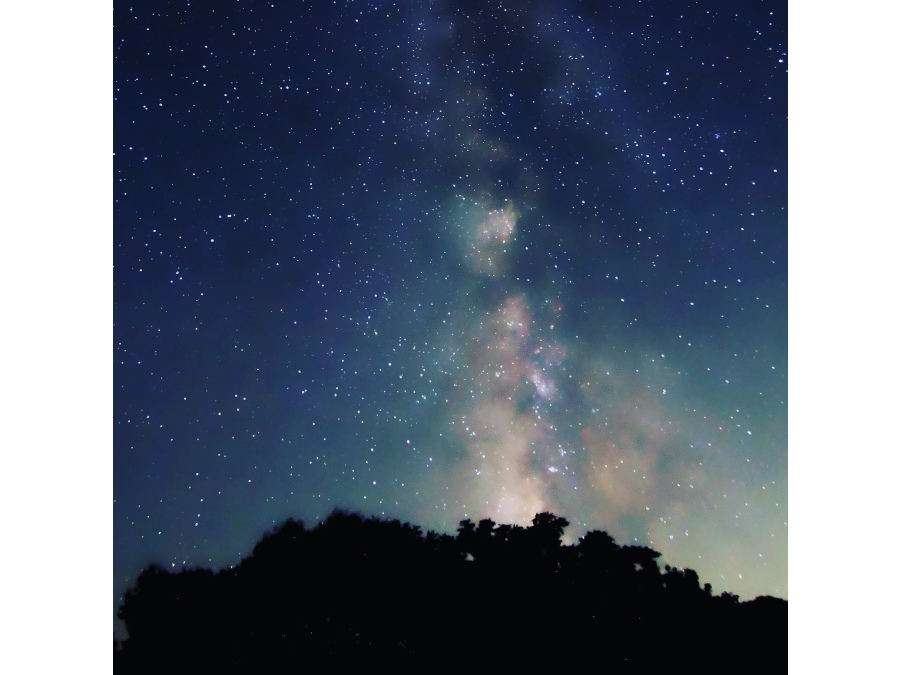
[115,511,786,671]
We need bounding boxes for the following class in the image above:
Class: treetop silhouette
[115,510,786,672]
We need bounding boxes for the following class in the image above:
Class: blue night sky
[113,0,787,635]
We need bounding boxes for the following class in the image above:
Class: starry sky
[114,0,787,629]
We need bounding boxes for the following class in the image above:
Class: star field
[114,0,787,633]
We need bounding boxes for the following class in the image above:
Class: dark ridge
[115,510,786,672]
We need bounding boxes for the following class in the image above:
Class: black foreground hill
[115,511,786,672]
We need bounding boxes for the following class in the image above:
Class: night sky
[113,0,787,631]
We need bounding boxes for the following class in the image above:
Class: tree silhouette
[115,509,786,672]
[529,511,570,543]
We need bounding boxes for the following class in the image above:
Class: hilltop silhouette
[115,510,786,672]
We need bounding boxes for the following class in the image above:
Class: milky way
[114,0,787,633]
